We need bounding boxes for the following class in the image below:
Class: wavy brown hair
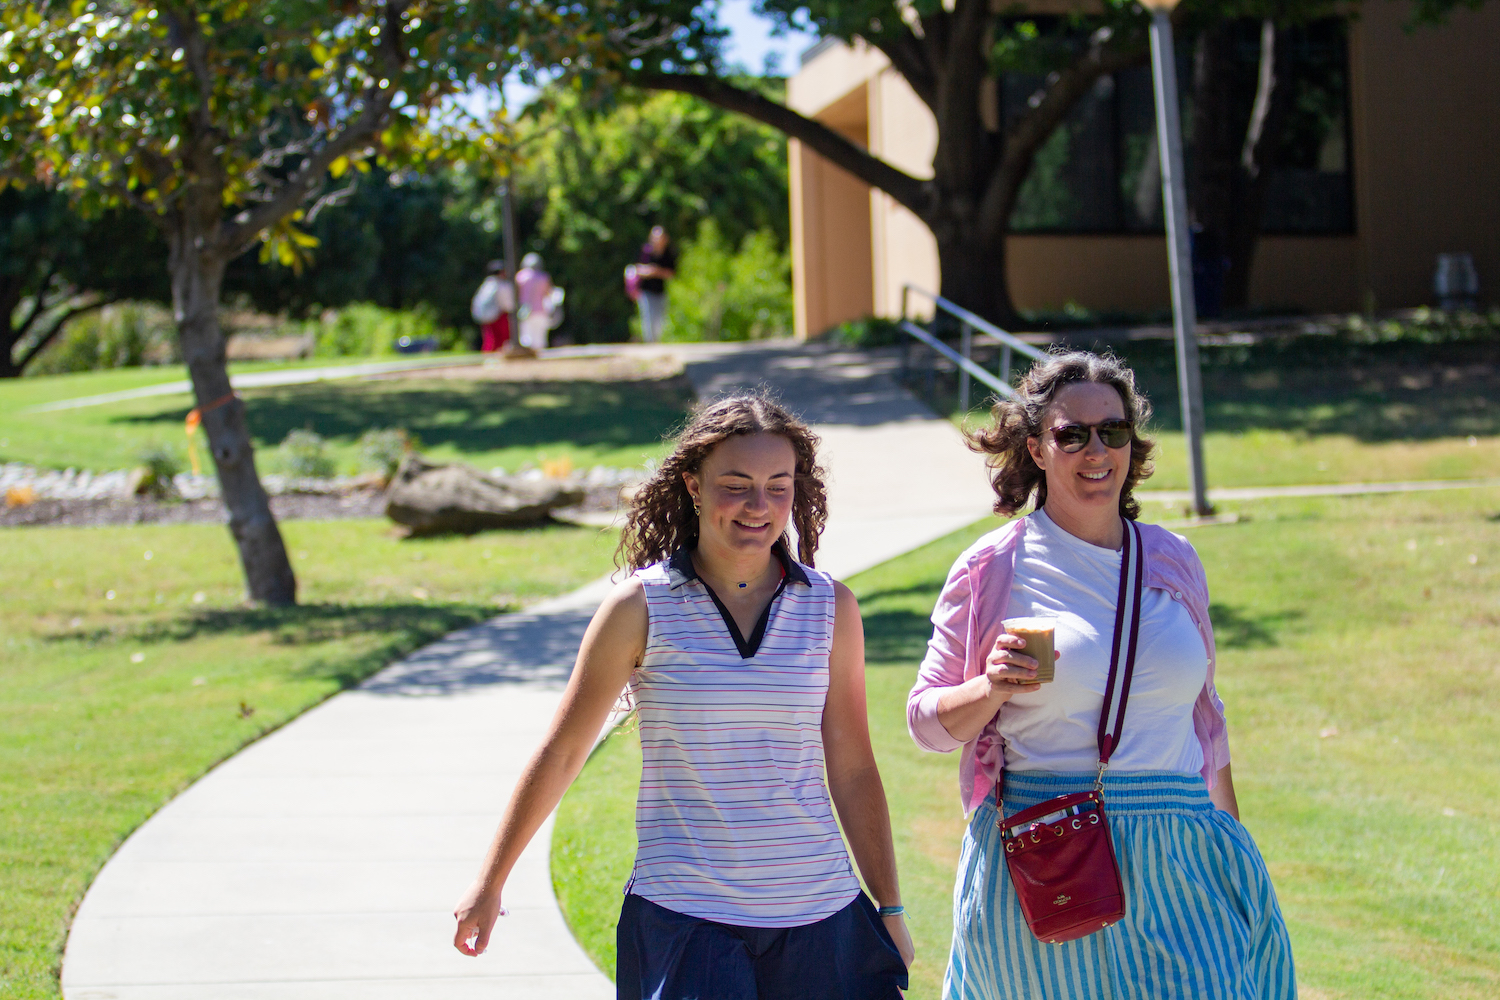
[969,350,1156,519]
[617,393,829,570]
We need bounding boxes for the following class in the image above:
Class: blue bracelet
[878,905,905,917]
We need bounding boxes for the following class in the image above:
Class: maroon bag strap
[1096,519,1146,776]
[996,518,1148,813]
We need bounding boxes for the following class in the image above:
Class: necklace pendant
[738,582,747,588]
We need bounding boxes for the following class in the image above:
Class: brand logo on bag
[1052,894,1072,906]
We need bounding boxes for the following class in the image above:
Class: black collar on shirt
[666,540,810,590]
[666,541,809,658]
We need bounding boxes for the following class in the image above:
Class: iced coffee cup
[1002,617,1057,683]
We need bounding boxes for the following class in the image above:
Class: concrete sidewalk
[62,342,997,1000]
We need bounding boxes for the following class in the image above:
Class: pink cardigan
[906,517,1232,814]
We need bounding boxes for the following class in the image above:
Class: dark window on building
[1003,18,1353,235]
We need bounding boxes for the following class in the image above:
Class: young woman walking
[907,351,1294,999]
[455,394,913,999]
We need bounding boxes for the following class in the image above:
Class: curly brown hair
[969,350,1156,519]
[617,392,829,571]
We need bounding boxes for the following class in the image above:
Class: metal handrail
[901,285,1047,362]
[899,284,1047,410]
[898,320,1017,400]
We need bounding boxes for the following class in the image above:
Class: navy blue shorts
[616,892,908,1000]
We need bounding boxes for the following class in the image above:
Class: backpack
[471,277,503,324]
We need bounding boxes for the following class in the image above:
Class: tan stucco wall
[1005,237,1169,312]
[1348,1,1500,310]
[868,69,940,319]
[789,87,875,338]
[789,3,1500,325]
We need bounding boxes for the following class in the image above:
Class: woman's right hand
[452,880,507,957]
[935,632,1050,743]
[983,632,1044,698]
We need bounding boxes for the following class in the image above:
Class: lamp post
[1140,0,1212,516]
[500,178,520,356]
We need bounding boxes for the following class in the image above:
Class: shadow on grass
[1089,340,1500,441]
[863,607,935,666]
[921,336,1500,442]
[1207,603,1304,649]
[115,377,695,457]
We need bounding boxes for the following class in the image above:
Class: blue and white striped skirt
[945,771,1295,1000]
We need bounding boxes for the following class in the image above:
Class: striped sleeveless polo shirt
[626,544,863,928]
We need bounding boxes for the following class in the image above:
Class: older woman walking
[907,351,1294,999]
[455,394,912,999]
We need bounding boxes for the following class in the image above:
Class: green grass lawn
[552,486,1500,999]
[946,334,1500,490]
[0,357,687,476]
[0,519,618,999]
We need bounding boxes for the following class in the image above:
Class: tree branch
[219,2,411,259]
[637,73,928,218]
[870,32,937,110]
[304,179,359,223]
[976,32,1147,240]
[12,262,61,340]
[928,0,993,198]
[163,4,218,139]
[220,91,393,259]
[14,294,119,371]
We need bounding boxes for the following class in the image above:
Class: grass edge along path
[0,519,618,1000]
[552,488,1500,999]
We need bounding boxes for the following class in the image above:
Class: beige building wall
[868,69,940,320]
[788,87,875,339]
[1347,1,1500,311]
[788,3,1500,329]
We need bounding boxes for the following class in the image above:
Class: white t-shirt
[998,509,1207,774]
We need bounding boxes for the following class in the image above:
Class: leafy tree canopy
[0,0,618,604]
[501,85,790,342]
[0,1,593,268]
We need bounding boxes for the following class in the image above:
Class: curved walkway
[61,341,998,999]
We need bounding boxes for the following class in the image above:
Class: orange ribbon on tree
[184,392,237,476]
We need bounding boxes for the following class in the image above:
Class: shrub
[357,428,415,480]
[132,443,182,498]
[822,316,908,348]
[278,429,336,479]
[1335,306,1500,345]
[307,302,463,357]
[28,302,179,375]
[661,221,792,343]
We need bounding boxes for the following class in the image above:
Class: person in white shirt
[908,350,1295,1000]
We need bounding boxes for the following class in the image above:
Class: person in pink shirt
[514,252,555,352]
[907,351,1294,1000]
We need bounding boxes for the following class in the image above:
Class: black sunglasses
[1047,419,1134,453]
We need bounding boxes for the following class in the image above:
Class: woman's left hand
[883,913,916,970]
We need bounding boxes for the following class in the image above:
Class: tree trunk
[1190,19,1293,313]
[931,217,1021,330]
[1,278,27,377]
[1224,20,1292,309]
[168,225,297,606]
[1189,22,1238,319]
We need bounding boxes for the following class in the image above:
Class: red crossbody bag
[998,518,1145,944]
